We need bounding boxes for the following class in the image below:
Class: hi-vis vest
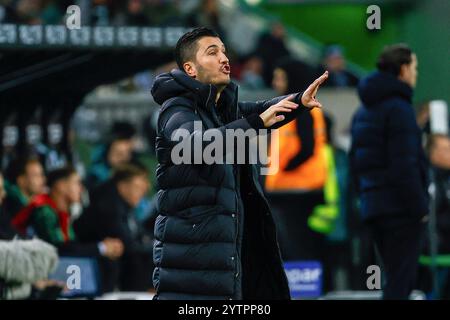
[265,108,327,192]
[308,144,340,234]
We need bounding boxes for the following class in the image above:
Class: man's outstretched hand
[258,71,329,128]
[301,71,329,109]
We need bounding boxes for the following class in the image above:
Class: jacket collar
[358,71,413,107]
[152,69,239,124]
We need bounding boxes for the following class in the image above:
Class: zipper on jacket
[205,85,212,109]
[234,85,239,120]
[206,85,223,126]
[233,165,241,282]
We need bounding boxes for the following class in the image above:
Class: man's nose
[220,52,229,64]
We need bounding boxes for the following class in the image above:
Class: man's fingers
[283,100,299,107]
[308,102,322,109]
[309,71,329,90]
[311,86,319,98]
[277,100,298,109]
[279,102,298,109]
[301,71,328,106]
[273,106,293,113]
[316,71,329,85]
[273,105,295,112]
[281,94,296,102]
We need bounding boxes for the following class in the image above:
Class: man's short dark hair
[112,164,147,185]
[174,27,219,72]
[5,156,41,184]
[376,44,413,76]
[47,166,77,188]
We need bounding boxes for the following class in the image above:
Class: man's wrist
[296,91,306,107]
[247,113,266,129]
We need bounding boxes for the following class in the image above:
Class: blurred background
[0,0,449,300]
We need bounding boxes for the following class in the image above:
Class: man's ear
[183,62,197,78]
[399,64,408,80]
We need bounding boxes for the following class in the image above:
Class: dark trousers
[368,216,426,300]
[269,192,334,292]
[99,250,153,293]
[268,192,326,261]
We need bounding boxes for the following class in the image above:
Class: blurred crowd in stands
[1,0,184,26]
[0,0,227,29]
[0,120,158,298]
[0,0,361,93]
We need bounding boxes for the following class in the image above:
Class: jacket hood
[151,69,201,105]
[358,71,413,107]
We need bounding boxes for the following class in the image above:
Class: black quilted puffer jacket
[151,69,307,300]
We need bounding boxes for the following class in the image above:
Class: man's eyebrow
[204,44,218,52]
[204,44,226,52]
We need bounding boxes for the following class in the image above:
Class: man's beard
[196,64,230,87]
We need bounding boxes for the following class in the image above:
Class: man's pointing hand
[258,71,328,128]
[301,71,329,109]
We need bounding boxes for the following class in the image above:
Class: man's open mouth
[221,65,231,74]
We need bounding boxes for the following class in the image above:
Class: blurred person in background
[350,44,428,299]
[416,101,431,134]
[85,121,137,191]
[317,45,359,88]
[1,156,46,237]
[74,164,153,293]
[1,0,65,25]
[39,0,65,24]
[418,134,450,298]
[266,58,335,290]
[416,101,450,136]
[427,134,450,253]
[0,171,5,209]
[90,0,115,25]
[0,0,16,23]
[186,0,226,40]
[112,0,151,26]
[85,121,153,238]
[0,171,62,300]
[255,21,291,87]
[239,55,265,90]
[4,0,43,24]
[141,0,181,27]
[10,166,124,263]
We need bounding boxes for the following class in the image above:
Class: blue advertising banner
[49,257,100,298]
[284,261,323,299]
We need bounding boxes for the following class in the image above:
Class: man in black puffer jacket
[350,44,429,299]
[150,27,328,300]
